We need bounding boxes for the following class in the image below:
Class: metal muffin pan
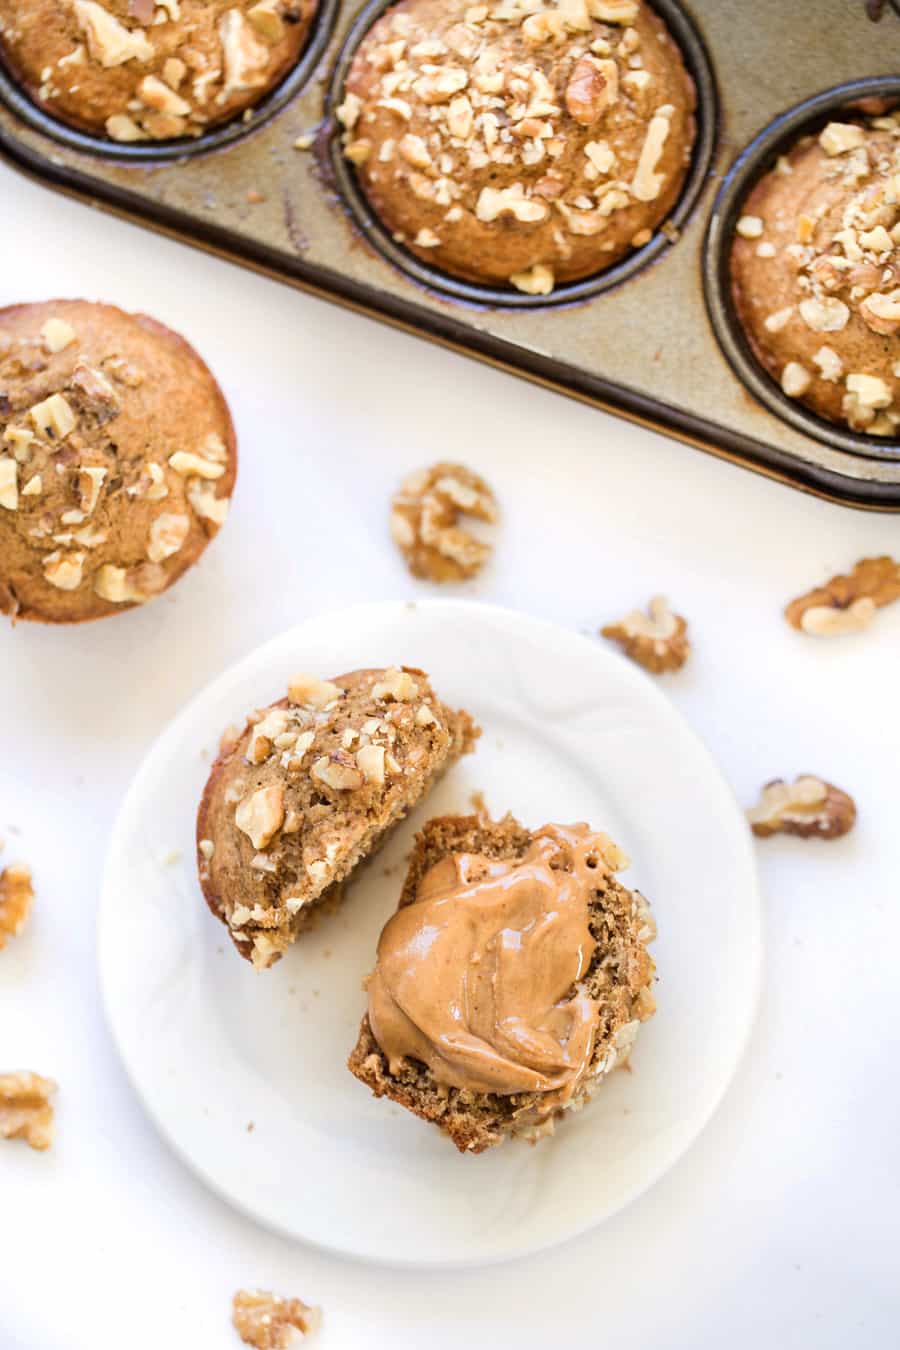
[327,0,718,307]
[1,0,899,509]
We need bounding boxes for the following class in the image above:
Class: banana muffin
[337,0,696,294]
[0,0,317,143]
[197,666,480,968]
[730,111,900,437]
[0,300,235,623]
[348,812,656,1152]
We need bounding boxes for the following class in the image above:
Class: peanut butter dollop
[367,824,628,1098]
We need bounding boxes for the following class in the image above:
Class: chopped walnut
[747,776,856,840]
[235,784,285,850]
[310,751,365,791]
[391,462,498,582]
[785,557,900,636]
[232,1288,321,1347]
[0,1071,57,1151]
[0,864,34,949]
[601,596,690,672]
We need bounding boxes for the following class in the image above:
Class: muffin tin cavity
[704,76,900,461]
[327,0,717,308]
[0,0,340,163]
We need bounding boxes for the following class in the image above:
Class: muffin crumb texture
[338,0,696,290]
[747,776,856,840]
[391,461,497,581]
[232,1288,321,1347]
[348,812,656,1152]
[0,300,236,623]
[0,1071,57,1151]
[0,863,34,948]
[0,0,318,141]
[730,112,900,436]
[196,666,480,968]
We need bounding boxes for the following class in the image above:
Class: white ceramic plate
[98,600,762,1268]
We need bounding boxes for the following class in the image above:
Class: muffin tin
[1,0,898,509]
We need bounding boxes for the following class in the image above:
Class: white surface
[99,601,761,1266]
[1,158,898,1347]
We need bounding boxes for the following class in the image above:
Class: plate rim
[97,597,764,1269]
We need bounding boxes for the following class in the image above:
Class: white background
[2,156,898,1349]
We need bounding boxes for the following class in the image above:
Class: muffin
[0,300,236,623]
[0,0,317,143]
[348,812,657,1152]
[730,111,900,437]
[196,666,480,968]
[337,0,696,294]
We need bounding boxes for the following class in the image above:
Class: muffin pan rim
[703,75,900,463]
[324,0,720,309]
[0,0,342,165]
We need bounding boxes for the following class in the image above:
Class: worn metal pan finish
[0,0,898,509]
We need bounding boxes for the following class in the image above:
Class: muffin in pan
[730,111,900,437]
[196,666,480,969]
[337,0,696,294]
[348,812,657,1152]
[0,0,318,143]
[0,300,236,623]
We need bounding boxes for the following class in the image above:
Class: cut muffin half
[196,667,479,968]
[348,812,657,1153]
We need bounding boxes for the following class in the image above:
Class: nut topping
[601,595,690,672]
[235,784,285,850]
[565,55,616,126]
[785,556,900,636]
[232,1288,322,1348]
[0,863,34,949]
[0,1072,57,1151]
[747,776,856,840]
[73,0,155,68]
[288,674,344,710]
[310,751,366,791]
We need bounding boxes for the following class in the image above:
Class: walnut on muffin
[730,110,900,436]
[338,0,696,293]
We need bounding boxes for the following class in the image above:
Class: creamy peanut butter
[367,824,628,1099]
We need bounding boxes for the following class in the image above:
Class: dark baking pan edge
[2,132,898,513]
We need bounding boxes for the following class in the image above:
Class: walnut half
[785,556,900,636]
[391,462,498,583]
[0,863,34,948]
[0,1071,57,1150]
[601,596,690,673]
[232,1288,322,1347]
[747,776,857,840]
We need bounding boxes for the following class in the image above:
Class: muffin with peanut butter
[196,666,480,969]
[730,111,900,437]
[337,0,696,294]
[0,300,235,623]
[348,811,656,1152]
[0,1,318,143]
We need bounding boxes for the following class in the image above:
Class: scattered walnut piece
[785,556,900,636]
[601,596,690,673]
[232,1288,322,1348]
[0,864,34,949]
[391,462,498,582]
[747,776,856,840]
[0,1072,57,1151]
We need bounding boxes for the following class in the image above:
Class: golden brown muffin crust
[0,0,317,142]
[196,666,480,968]
[338,0,696,292]
[730,113,900,436]
[348,811,656,1152]
[0,300,236,623]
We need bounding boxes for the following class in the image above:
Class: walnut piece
[391,462,498,583]
[601,596,690,673]
[232,1288,322,1348]
[235,784,285,850]
[785,556,900,636]
[747,776,856,840]
[0,1071,57,1151]
[0,863,34,949]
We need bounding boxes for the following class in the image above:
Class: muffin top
[730,112,900,438]
[0,300,236,623]
[0,0,317,142]
[338,0,696,293]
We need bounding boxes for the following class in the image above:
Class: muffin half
[337,0,696,294]
[348,811,656,1152]
[197,667,480,968]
